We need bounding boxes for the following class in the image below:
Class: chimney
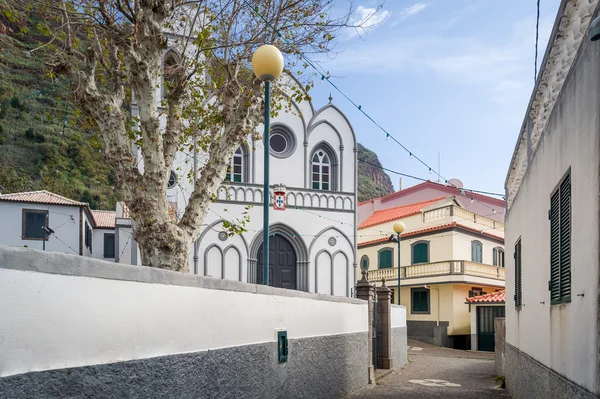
[398,177,402,191]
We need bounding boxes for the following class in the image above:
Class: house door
[257,234,297,290]
[477,306,505,351]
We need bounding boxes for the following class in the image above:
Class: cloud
[392,3,429,26]
[325,11,555,109]
[347,5,390,37]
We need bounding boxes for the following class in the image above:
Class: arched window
[360,255,370,271]
[471,240,483,263]
[411,241,429,264]
[378,248,393,269]
[226,146,246,183]
[493,247,504,267]
[311,144,337,191]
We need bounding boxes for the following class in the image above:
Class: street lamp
[393,221,405,305]
[252,44,284,286]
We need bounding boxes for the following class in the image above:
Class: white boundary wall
[0,246,368,377]
[391,305,407,328]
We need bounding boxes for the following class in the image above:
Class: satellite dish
[447,178,463,189]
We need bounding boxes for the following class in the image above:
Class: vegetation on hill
[0,22,118,210]
[357,143,394,202]
[0,17,391,210]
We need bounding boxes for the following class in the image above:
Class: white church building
[116,73,358,296]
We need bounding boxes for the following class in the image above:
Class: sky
[305,0,561,196]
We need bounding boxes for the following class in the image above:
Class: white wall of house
[0,202,81,255]
[92,229,116,262]
[0,248,368,377]
[505,30,600,394]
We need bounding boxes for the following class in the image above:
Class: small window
[493,247,504,267]
[22,209,48,240]
[104,233,115,258]
[269,124,296,158]
[469,287,483,297]
[311,151,331,191]
[471,240,482,263]
[411,287,430,314]
[550,171,571,304]
[412,241,429,264]
[360,255,369,271]
[84,222,92,253]
[515,238,522,308]
[226,147,245,183]
[378,248,393,269]
[168,171,177,189]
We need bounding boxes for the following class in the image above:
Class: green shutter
[515,239,522,307]
[550,173,571,304]
[411,289,429,313]
[493,248,498,266]
[379,249,393,269]
[412,242,428,264]
[559,174,571,301]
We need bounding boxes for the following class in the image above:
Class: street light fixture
[393,221,405,305]
[252,44,284,286]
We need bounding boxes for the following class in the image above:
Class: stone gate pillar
[355,270,375,384]
[376,279,392,370]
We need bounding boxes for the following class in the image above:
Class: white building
[125,72,358,296]
[0,190,116,260]
[504,1,600,397]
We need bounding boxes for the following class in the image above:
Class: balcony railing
[366,260,505,283]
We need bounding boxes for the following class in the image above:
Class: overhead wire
[240,1,505,215]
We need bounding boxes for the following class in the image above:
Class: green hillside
[0,25,119,210]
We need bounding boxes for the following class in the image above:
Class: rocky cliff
[357,143,394,203]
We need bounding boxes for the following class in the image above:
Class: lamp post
[252,44,284,286]
[393,222,405,305]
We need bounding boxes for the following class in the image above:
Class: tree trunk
[135,220,192,272]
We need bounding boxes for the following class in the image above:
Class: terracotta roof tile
[358,197,445,229]
[358,222,504,248]
[466,290,505,303]
[0,190,87,206]
[91,210,116,228]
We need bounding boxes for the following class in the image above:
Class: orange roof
[0,190,86,206]
[358,197,445,229]
[358,222,504,248]
[466,290,505,303]
[91,210,116,228]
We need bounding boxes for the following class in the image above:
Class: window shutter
[493,248,498,266]
[515,239,522,307]
[559,174,571,300]
[550,190,560,302]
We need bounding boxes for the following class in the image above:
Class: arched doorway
[257,234,297,290]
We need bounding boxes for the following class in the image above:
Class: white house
[504,1,600,397]
[0,190,116,260]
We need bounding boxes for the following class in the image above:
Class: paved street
[347,340,510,398]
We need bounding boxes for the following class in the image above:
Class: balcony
[216,183,355,211]
[366,260,505,284]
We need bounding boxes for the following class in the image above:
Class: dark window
[22,209,48,240]
[270,133,287,153]
[360,255,369,270]
[550,172,571,304]
[104,233,115,258]
[378,248,393,269]
[469,287,484,297]
[168,171,177,189]
[84,222,92,253]
[515,238,522,308]
[412,241,429,264]
[471,240,483,263]
[411,287,430,314]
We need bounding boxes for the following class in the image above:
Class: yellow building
[357,195,505,349]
